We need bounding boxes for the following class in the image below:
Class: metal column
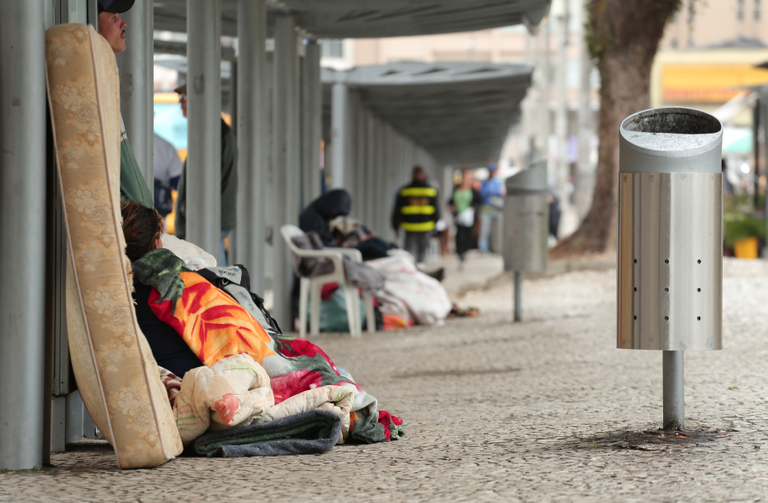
[115,0,154,187]
[236,0,267,293]
[186,0,222,256]
[663,351,684,430]
[272,14,299,329]
[331,81,350,190]
[0,0,47,470]
[301,38,322,208]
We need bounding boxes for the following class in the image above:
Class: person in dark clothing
[299,189,352,247]
[391,165,441,263]
[121,202,203,377]
[173,83,238,266]
[448,170,482,265]
[547,189,561,240]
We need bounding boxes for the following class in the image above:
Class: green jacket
[120,118,154,208]
[174,119,238,240]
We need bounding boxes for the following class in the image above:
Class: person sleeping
[120,202,404,443]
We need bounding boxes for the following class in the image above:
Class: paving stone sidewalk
[4,257,768,502]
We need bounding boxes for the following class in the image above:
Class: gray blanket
[191,410,342,457]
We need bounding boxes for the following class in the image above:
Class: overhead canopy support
[116,0,155,187]
[301,39,322,208]
[0,0,47,470]
[235,0,267,293]
[272,13,299,330]
[186,0,222,256]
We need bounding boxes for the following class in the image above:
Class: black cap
[97,0,135,14]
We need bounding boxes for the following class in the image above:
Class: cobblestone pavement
[4,257,768,502]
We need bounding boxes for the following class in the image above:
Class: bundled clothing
[289,231,384,298]
[131,248,402,444]
[331,217,392,261]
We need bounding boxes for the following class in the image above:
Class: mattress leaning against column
[45,23,183,469]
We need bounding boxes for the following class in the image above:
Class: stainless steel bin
[618,107,723,351]
[503,162,548,273]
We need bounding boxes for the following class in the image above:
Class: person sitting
[299,189,351,247]
[121,203,203,377]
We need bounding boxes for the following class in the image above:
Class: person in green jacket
[97,0,154,208]
[173,84,238,265]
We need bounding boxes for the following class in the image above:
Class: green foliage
[723,211,766,250]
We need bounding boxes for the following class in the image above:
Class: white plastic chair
[281,225,376,338]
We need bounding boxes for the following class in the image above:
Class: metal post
[663,350,685,430]
[514,271,523,322]
[0,0,47,470]
[331,81,349,189]
[116,0,154,187]
[555,6,569,227]
[273,14,298,329]
[302,38,322,207]
[187,0,222,256]
[575,0,593,219]
[236,0,266,293]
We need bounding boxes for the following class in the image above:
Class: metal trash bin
[617,107,723,430]
[503,161,548,274]
[503,162,548,322]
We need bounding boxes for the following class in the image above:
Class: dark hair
[121,202,163,262]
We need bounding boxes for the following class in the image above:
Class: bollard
[618,107,723,431]
[503,162,548,322]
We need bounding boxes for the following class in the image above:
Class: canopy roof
[323,62,533,163]
[154,0,550,38]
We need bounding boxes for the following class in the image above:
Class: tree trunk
[552,0,681,258]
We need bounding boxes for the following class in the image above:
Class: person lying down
[121,202,403,445]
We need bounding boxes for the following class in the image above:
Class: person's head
[460,170,474,189]
[487,163,499,177]
[121,202,164,262]
[312,189,351,221]
[411,165,426,182]
[97,0,133,54]
[175,83,188,118]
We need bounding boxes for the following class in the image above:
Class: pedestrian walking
[478,163,506,253]
[392,165,441,263]
[449,170,481,267]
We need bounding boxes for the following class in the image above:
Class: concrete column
[235,0,266,293]
[186,0,222,256]
[353,102,366,216]
[382,125,394,241]
[272,14,299,329]
[301,39,322,208]
[331,81,350,190]
[0,0,47,470]
[364,111,376,228]
[116,0,154,187]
